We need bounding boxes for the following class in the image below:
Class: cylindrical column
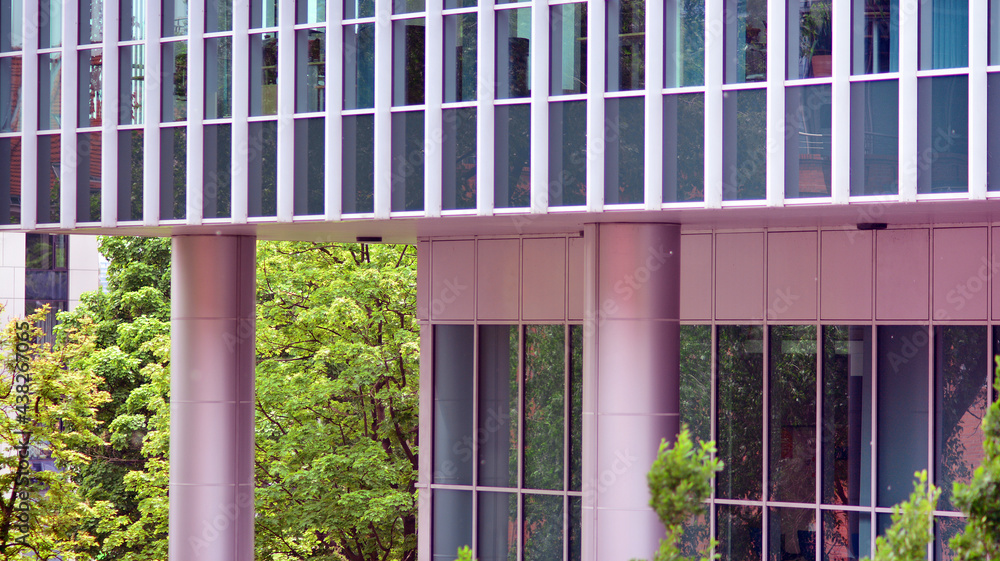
[170,235,256,561]
[583,223,681,561]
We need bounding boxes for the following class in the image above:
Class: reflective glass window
[919,0,968,70]
[0,137,21,224]
[207,0,233,32]
[76,132,101,222]
[716,505,763,561]
[850,79,898,195]
[917,74,968,194]
[250,33,278,116]
[769,326,817,503]
[120,0,142,41]
[664,92,704,202]
[607,0,643,91]
[345,0,373,19]
[120,45,146,125]
[0,56,21,131]
[445,0,473,8]
[342,114,374,213]
[569,325,582,492]
[37,134,60,224]
[724,0,766,83]
[203,123,232,219]
[117,130,143,221]
[769,508,816,561]
[494,103,530,208]
[936,517,965,561]
[206,38,233,119]
[665,0,704,87]
[722,88,766,200]
[441,107,477,210]
[604,96,644,204]
[477,492,515,561]
[496,8,531,99]
[248,121,278,217]
[433,325,474,485]
[523,494,563,561]
[391,110,424,211]
[78,48,102,127]
[79,0,102,43]
[251,0,278,28]
[444,13,477,102]
[788,0,831,79]
[296,0,325,24]
[394,0,423,14]
[393,18,426,105]
[717,325,764,500]
[293,117,324,215]
[523,325,565,491]
[548,100,587,207]
[296,28,326,113]
[39,53,61,130]
[852,0,898,74]
[785,84,832,198]
[680,325,711,444]
[161,41,188,122]
[990,73,1000,191]
[993,0,1000,65]
[1,0,23,51]
[822,510,871,561]
[39,0,61,47]
[550,3,586,95]
[344,23,375,109]
[434,490,473,561]
[159,127,186,220]
[163,0,188,36]
[478,325,518,488]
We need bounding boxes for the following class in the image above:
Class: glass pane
[569,325,582,492]
[717,325,764,500]
[342,114,374,213]
[433,490,473,561]
[664,92,704,202]
[785,84,832,198]
[79,0,102,43]
[0,137,21,224]
[25,270,67,300]
[203,123,232,219]
[393,0,422,14]
[119,45,146,125]
[160,127,186,220]
[607,0,644,91]
[391,110,424,211]
[207,0,233,32]
[769,325,817,503]
[822,326,873,507]
[26,299,67,345]
[936,517,965,561]
[568,496,582,561]
[604,96,644,205]
[163,0,188,36]
[393,18,425,106]
[788,0,832,79]
[39,0,61,47]
[76,132,101,223]
[494,103,530,208]
[78,48,102,127]
[251,0,278,27]
[442,107,477,210]
[523,494,563,561]
[991,73,1000,191]
[206,37,233,119]
[293,117,324,215]
[496,8,531,99]
[296,0,325,23]
[345,0,373,19]
[822,510,871,561]
[876,325,929,508]
[117,130,143,221]
[548,100,587,207]
[917,75,968,194]
[250,33,278,116]
[39,53,61,130]
[37,135,60,224]
[994,0,1000,65]
[1,0,23,51]
[769,508,815,561]
[850,79,898,195]
[666,0,704,87]
[935,326,987,511]
[523,325,565,490]
[445,0,473,9]
[161,41,188,122]
[853,0,898,74]
[296,28,326,113]
[680,506,711,559]
[478,325,518,488]
[919,0,968,70]
[723,88,766,200]
[477,492,516,561]
[724,0,767,83]
[248,120,278,217]
[433,325,474,485]
[444,13,477,103]
[680,324,712,443]
[345,23,375,109]
[26,234,52,269]
[0,56,21,131]
[717,504,763,561]
[119,0,142,41]
[550,3,587,95]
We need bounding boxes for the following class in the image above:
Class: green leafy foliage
[863,470,939,561]
[454,545,474,561]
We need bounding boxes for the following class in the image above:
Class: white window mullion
[20,0,39,229]
[325,2,344,220]
[231,0,250,222]
[276,0,296,220]
[831,0,850,204]
[898,0,919,202]
[643,0,663,210]
[703,0,723,208]
[373,0,392,219]
[529,0,548,214]
[102,0,120,226]
[585,0,604,212]
[187,0,206,225]
[764,0,785,208]
[425,0,444,217]
[144,0,162,225]
[969,0,988,200]
[59,0,79,228]
[476,0,495,216]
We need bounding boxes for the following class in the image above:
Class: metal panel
[715,232,765,320]
[876,228,930,320]
[767,231,818,321]
[521,237,566,321]
[476,238,520,320]
[430,239,476,320]
[567,236,584,320]
[680,233,711,321]
[820,229,873,321]
[416,241,430,320]
[933,227,988,320]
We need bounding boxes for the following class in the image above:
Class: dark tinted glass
[717,325,764,500]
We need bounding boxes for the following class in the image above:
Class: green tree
[862,471,939,561]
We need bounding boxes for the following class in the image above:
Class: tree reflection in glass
[717,325,763,500]
[523,325,564,490]
[769,325,816,503]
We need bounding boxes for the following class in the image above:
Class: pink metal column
[170,235,256,561]
[582,223,681,561]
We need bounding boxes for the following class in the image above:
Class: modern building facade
[1,0,999,560]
